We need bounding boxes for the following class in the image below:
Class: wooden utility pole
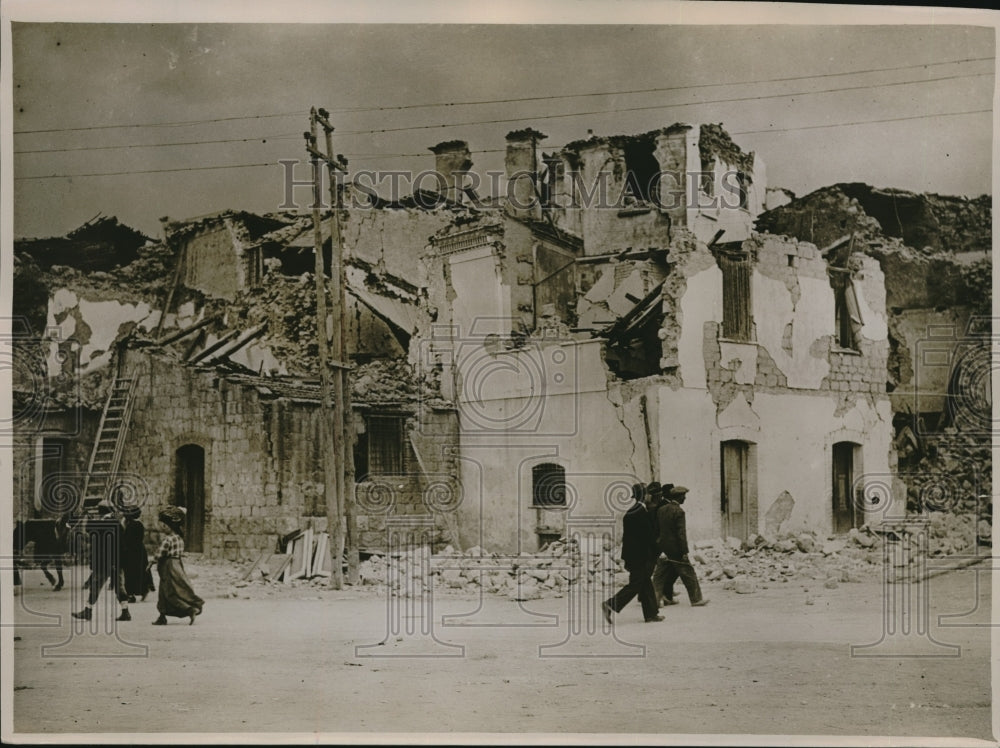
[315,107,360,585]
[305,108,344,589]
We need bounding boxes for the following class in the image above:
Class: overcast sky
[7,13,996,239]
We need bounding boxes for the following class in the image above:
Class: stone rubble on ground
[215,510,984,600]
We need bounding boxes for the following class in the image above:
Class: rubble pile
[237,272,323,374]
[899,432,991,550]
[350,529,903,598]
[352,358,426,404]
[357,538,620,600]
[221,518,981,600]
[880,511,984,559]
[689,530,882,594]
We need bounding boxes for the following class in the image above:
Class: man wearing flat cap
[654,485,708,607]
[602,483,662,624]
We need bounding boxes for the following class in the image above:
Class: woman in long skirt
[120,505,154,602]
[153,507,204,625]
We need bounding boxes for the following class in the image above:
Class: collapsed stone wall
[755,183,990,257]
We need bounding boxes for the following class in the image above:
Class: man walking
[603,484,662,624]
[72,503,131,622]
[648,482,678,606]
[654,485,708,607]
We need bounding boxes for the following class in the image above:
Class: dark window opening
[718,249,753,341]
[622,139,661,206]
[355,414,405,480]
[264,242,331,278]
[532,463,567,507]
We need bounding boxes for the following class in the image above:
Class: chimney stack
[429,140,473,203]
[504,129,547,220]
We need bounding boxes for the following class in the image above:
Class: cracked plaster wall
[47,288,162,375]
[654,387,894,540]
[451,338,644,552]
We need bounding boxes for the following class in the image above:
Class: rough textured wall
[182,225,239,300]
[119,348,458,559]
[342,207,457,283]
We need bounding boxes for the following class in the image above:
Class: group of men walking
[603,481,708,624]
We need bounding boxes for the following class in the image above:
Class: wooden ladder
[81,376,137,510]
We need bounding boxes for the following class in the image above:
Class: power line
[13,70,991,157]
[12,107,989,181]
[331,55,995,115]
[15,161,275,181]
[13,56,992,137]
[14,133,301,155]
[14,111,304,136]
[730,108,992,136]
[336,71,993,137]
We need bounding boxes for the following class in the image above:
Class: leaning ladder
[80,376,136,510]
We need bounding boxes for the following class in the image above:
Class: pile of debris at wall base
[223,520,982,601]
[343,531,890,599]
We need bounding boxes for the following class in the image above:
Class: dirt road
[9,563,993,741]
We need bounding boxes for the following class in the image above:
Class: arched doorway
[175,444,205,553]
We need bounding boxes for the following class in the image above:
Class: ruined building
[14,122,910,558]
[755,183,992,520]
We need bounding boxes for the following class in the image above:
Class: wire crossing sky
[9,21,995,239]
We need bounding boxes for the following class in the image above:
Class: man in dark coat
[648,483,678,606]
[602,484,662,624]
[72,503,132,622]
[655,485,708,607]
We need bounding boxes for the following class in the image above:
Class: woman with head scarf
[119,504,153,602]
[153,506,204,625]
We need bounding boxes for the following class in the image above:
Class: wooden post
[306,108,344,589]
[317,108,361,585]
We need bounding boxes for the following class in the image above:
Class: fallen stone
[795,535,818,553]
[822,539,847,555]
[734,578,757,594]
[823,578,840,589]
